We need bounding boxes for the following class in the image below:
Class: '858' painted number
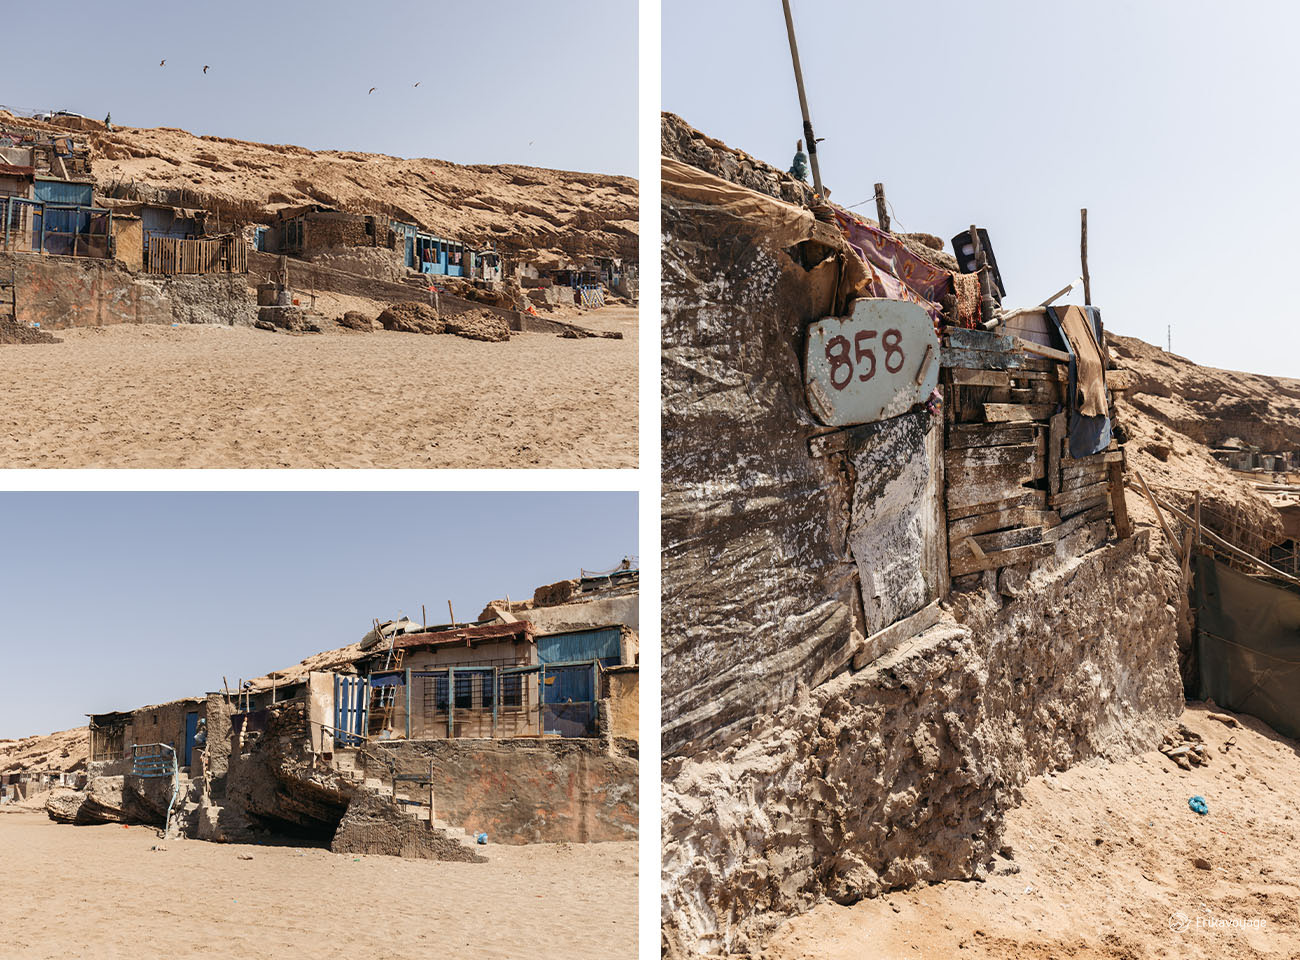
[825,328,905,390]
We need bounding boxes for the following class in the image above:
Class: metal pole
[781,0,824,199]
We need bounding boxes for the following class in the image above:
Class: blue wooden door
[183,712,199,767]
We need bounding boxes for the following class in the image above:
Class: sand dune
[0,813,636,959]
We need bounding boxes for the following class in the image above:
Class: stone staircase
[331,747,483,859]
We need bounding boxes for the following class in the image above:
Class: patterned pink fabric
[834,210,954,323]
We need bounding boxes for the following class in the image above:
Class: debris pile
[0,319,61,345]
[443,309,510,343]
[1159,723,1210,769]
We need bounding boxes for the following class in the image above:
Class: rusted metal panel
[803,298,939,427]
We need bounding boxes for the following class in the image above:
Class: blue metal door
[333,675,369,745]
[183,711,198,767]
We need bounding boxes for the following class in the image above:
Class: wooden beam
[946,488,1048,521]
[944,440,1044,471]
[1081,208,1091,306]
[1132,470,1183,558]
[950,368,1011,387]
[1158,496,1300,588]
[1047,412,1065,497]
[947,421,1036,449]
[949,507,1060,541]
[950,540,1055,577]
[1108,460,1132,539]
[851,599,944,671]
[983,402,1058,423]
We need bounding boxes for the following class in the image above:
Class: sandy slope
[0,110,637,266]
[0,307,637,468]
[764,703,1300,960]
[0,814,636,959]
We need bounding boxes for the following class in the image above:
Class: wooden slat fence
[146,235,248,275]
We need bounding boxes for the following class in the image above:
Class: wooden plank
[1051,479,1110,509]
[1060,449,1123,470]
[852,600,945,671]
[983,402,1057,423]
[950,540,1055,577]
[941,345,1027,370]
[1042,502,1111,542]
[946,463,1043,510]
[1014,337,1072,362]
[947,488,1047,521]
[968,524,1045,554]
[1060,462,1111,487]
[1047,411,1065,497]
[944,440,1044,471]
[1011,367,1069,382]
[947,421,1035,449]
[946,327,1015,352]
[1109,460,1132,539]
[949,507,1060,541]
[951,368,1011,387]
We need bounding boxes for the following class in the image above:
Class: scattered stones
[1160,724,1210,769]
[1192,856,1212,871]
[0,320,61,345]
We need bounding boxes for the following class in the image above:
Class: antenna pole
[781,0,824,199]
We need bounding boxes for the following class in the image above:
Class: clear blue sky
[664,0,1298,379]
[0,492,637,738]
[1,0,637,176]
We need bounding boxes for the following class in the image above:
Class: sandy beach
[0,811,636,959]
[764,704,1300,960]
[0,306,636,469]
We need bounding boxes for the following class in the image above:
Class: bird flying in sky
[368,87,376,95]
[159,59,166,67]
[414,81,421,88]
[203,65,210,74]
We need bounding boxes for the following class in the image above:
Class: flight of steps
[331,748,483,857]
[172,771,203,836]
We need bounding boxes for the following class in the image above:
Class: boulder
[444,310,510,342]
[377,302,444,335]
[338,310,375,332]
[45,789,87,824]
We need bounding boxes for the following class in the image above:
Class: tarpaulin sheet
[1047,305,1112,458]
[1057,305,1107,417]
[1194,553,1300,740]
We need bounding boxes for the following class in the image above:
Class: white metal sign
[804,298,939,427]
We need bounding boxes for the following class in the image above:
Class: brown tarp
[1194,553,1300,740]
[1057,304,1108,416]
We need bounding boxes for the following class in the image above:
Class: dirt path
[0,307,636,468]
[0,813,636,959]
[764,703,1300,959]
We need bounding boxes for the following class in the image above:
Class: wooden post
[447,667,455,739]
[491,665,499,739]
[782,0,824,198]
[405,667,412,739]
[1133,470,1182,557]
[1108,460,1132,539]
[1080,208,1091,306]
[447,601,455,628]
[427,760,435,822]
[538,668,545,737]
[969,225,995,325]
[1194,491,1202,547]
[874,183,890,233]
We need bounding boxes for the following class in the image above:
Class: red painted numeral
[825,335,852,390]
[883,328,905,374]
